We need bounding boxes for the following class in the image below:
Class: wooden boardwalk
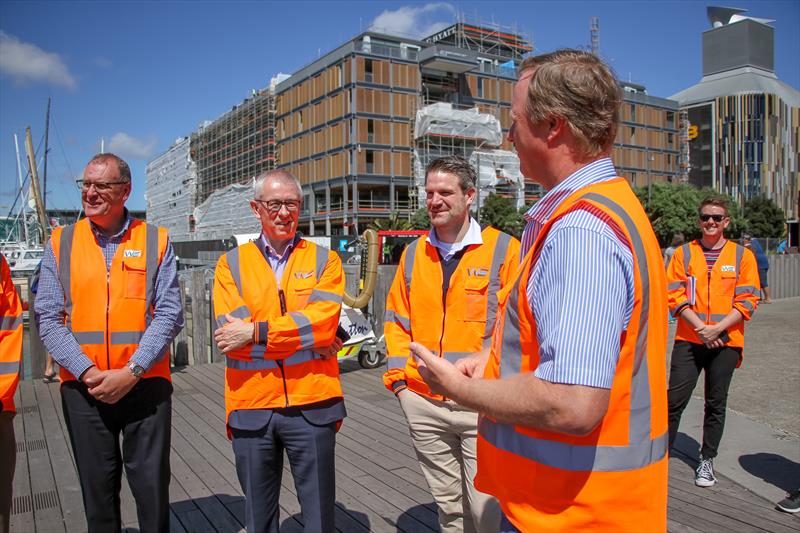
[9,361,800,533]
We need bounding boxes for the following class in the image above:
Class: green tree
[478,193,525,238]
[743,196,785,238]
[368,213,411,231]
[409,207,430,230]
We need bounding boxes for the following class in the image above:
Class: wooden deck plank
[9,388,34,532]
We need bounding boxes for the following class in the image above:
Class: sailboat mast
[43,97,51,214]
[13,134,30,245]
[24,127,48,244]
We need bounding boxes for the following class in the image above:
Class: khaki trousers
[399,390,499,533]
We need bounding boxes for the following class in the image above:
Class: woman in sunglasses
[664,197,760,488]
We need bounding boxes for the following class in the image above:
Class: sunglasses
[699,214,726,222]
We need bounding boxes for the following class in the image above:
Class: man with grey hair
[383,156,519,532]
[411,51,670,531]
[213,169,346,533]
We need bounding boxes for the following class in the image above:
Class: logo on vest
[294,271,313,279]
[720,265,735,272]
[467,268,489,277]
[124,250,142,258]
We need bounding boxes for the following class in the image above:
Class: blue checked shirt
[521,158,634,389]
[35,212,184,379]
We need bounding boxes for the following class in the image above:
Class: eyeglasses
[255,199,301,213]
[699,214,726,222]
[76,179,128,192]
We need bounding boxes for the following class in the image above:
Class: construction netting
[469,150,525,209]
[192,182,259,240]
[413,102,503,145]
[145,138,196,241]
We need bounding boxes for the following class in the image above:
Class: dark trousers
[0,411,15,533]
[61,378,172,533]
[232,409,337,533]
[668,341,740,459]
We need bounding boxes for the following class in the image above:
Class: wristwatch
[127,361,145,378]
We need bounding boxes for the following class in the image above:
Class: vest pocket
[464,275,489,322]
[124,265,147,299]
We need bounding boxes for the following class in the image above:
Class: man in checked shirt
[35,153,183,533]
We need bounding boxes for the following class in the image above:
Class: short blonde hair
[253,169,302,199]
[519,50,621,159]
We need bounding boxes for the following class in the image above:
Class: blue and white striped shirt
[522,158,634,389]
[35,213,184,379]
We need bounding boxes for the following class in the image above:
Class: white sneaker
[695,457,717,487]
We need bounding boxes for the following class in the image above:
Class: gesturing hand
[410,342,466,399]
[214,314,255,353]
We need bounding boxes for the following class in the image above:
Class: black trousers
[668,341,740,459]
[61,377,172,533]
[0,411,15,533]
[232,409,337,533]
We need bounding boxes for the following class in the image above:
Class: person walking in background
[383,156,519,533]
[1,254,23,533]
[28,260,59,382]
[666,198,760,488]
[213,170,345,533]
[410,50,670,532]
[742,233,772,303]
[35,153,184,532]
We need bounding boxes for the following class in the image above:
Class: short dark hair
[425,156,476,193]
[698,197,729,217]
[87,153,131,182]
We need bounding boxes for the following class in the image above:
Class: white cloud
[0,31,77,89]
[369,3,456,39]
[106,133,158,160]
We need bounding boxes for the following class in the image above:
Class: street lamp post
[646,153,655,208]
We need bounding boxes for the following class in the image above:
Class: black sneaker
[695,457,716,487]
[776,489,800,513]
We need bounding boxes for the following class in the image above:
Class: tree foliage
[478,193,525,238]
[743,196,785,238]
[409,207,430,230]
[633,182,744,246]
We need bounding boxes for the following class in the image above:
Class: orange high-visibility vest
[213,239,344,424]
[667,240,758,355]
[1,254,22,412]
[476,178,669,532]
[382,226,519,399]
[50,218,171,382]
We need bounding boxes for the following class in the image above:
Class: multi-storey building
[145,137,196,241]
[670,6,799,218]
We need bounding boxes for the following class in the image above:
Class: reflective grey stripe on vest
[384,310,410,331]
[216,305,251,328]
[226,349,318,371]
[490,192,667,471]
[739,300,755,313]
[0,315,21,330]
[111,331,144,344]
[73,331,104,344]
[58,224,76,325]
[480,417,669,472]
[735,244,744,280]
[289,312,315,349]
[386,355,407,370]
[314,243,327,281]
[667,281,685,291]
[403,239,420,296]
[227,248,243,296]
[144,224,159,327]
[0,361,19,375]
[735,286,757,296]
[308,289,342,304]
[485,232,512,339]
[696,312,728,322]
[444,351,470,363]
[681,243,691,274]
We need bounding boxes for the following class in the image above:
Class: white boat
[1,242,43,278]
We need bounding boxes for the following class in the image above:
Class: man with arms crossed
[411,50,670,532]
[213,170,345,533]
[384,156,519,532]
[36,153,183,532]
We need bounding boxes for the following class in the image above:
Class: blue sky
[1,1,798,213]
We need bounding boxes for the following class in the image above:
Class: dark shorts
[758,268,768,288]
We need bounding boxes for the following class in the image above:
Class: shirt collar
[427,217,483,252]
[259,234,299,261]
[524,157,617,223]
[90,209,132,240]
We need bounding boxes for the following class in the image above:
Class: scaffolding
[424,20,532,62]
[145,137,196,241]
[190,88,276,205]
[678,109,690,183]
[192,182,260,241]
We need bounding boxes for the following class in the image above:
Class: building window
[630,104,637,122]
[667,132,674,145]
[666,111,675,128]
[477,77,484,98]
[367,119,374,143]
[365,59,373,83]
[366,150,374,173]
[629,126,636,144]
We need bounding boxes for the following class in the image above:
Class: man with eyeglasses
[213,169,345,533]
[35,153,184,532]
[665,197,759,488]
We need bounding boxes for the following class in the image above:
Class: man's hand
[214,314,255,353]
[314,337,343,360]
[454,348,491,378]
[695,324,722,346]
[81,366,107,388]
[87,368,138,404]
[410,342,466,399]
